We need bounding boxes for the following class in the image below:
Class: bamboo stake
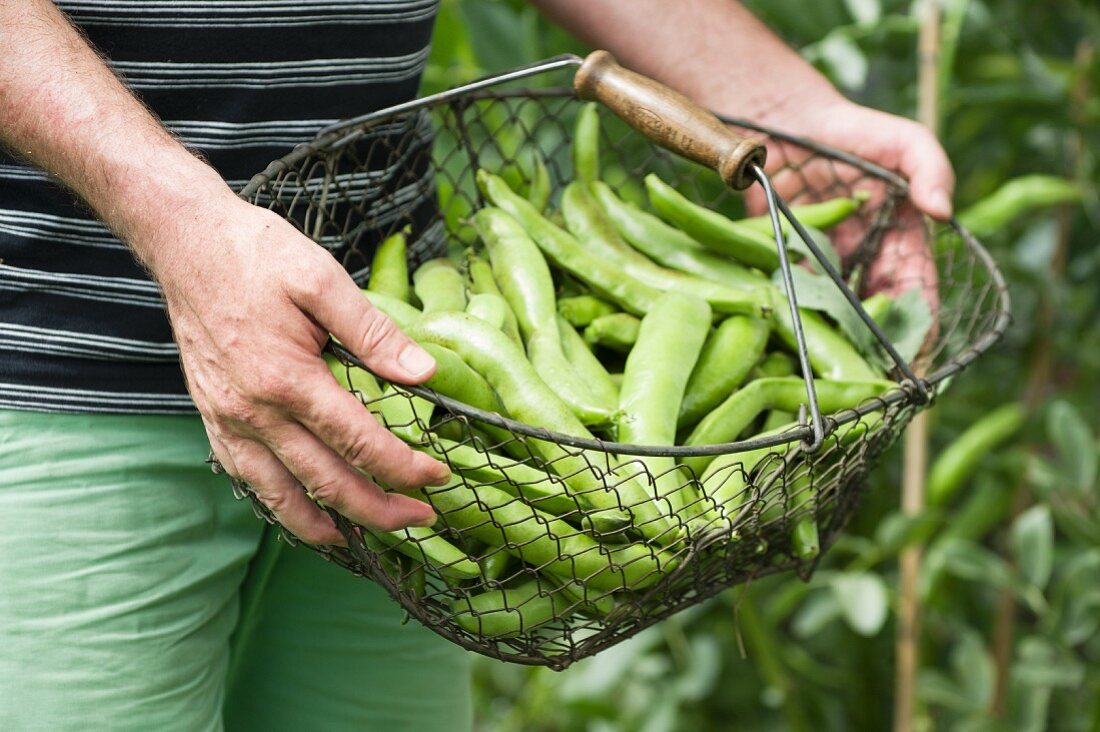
[893,2,940,731]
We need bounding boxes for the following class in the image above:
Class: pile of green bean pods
[323,103,904,642]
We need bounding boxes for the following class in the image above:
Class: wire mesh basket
[230,55,1010,670]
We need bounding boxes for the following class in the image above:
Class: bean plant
[422,0,1100,728]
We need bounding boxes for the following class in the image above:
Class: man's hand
[749,95,952,303]
[534,0,954,301]
[150,192,451,545]
[1,1,451,545]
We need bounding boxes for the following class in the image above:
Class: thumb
[900,121,956,221]
[294,260,436,385]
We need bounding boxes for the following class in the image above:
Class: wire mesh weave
[230,82,1010,670]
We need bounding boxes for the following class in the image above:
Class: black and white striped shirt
[0,1,440,413]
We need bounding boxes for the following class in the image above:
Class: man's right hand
[148,188,451,545]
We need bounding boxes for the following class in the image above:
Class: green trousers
[0,410,471,731]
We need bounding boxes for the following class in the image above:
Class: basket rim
[241,86,1012,458]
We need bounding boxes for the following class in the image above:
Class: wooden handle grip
[574,50,766,190]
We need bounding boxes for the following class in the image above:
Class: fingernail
[430,465,452,487]
[929,188,952,219]
[414,510,438,528]
[398,343,435,378]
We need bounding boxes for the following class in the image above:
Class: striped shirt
[0,1,441,413]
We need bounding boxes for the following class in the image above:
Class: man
[0,0,954,729]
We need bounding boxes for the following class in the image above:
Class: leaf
[784,223,842,274]
[1013,636,1086,689]
[1011,505,1054,590]
[818,33,869,90]
[1046,400,1098,494]
[843,0,881,25]
[830,572,889,636]
[918,669,983,714]
[877,287,935,366]
[458,0,538,73]
[935,538,1047,613]
[791,588,843,638]
[673,636,723,701]
[773,267,876,357]
[874,510,942,555]
[951,630,995,710]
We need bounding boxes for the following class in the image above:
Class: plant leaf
[1012,505,1054,590]
[1046,400,1098,494]
[877,287,935,366]
[830,572,889,636]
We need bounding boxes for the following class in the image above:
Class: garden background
[420,1,1100,729]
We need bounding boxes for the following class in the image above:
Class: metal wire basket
[230,54,1010,670]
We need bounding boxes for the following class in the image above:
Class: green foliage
[420,1,1100,729]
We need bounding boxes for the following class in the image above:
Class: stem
[989,38,1093,718]
[893,3,940,731]
[735,591,813,732]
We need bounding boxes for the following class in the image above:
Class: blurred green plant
[418,1,1100,729]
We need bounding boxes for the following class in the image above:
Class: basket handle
[574,50,766,190]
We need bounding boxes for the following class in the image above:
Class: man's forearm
[531,0,844,124]
[0,1,231,270]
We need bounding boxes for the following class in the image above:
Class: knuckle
[341,430,383,472]
[306,475,346,509]
[253,368,299,408]
[290,257,336,300]
[354,307,400,355]
[219,394,259,427]
[253,484,294,515]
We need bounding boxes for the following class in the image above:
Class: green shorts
[0,410,471,731]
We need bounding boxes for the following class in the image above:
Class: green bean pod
[526,150,552,213]
[551,575,617,619]
[761,409,795,433]
[370,525,481,580]
[584,313,640,353]
[367,226,411,302]
[466,292,523,345]
[421,437,597,521]
[450,579,570,637]
[592,181,768,292]
[324,352,383,400]
[683,377,895,475]
[558,315,619,407]
[422,478,677,592]
[558,295,618,328]
[473,206,615,426]
[466,251,503,297]
[679,316,771,429]
[791,517,820,560]
[752,351,796,380]
[413,258,467,313]
[407,311,675,543]
[478,171,677,317]
[768,290,881,382]
[573,102,601,184]
[617,292,712,517]
[645,174,782,272]
[476,548,514,584]
[562,182,762,317]
[927,403,1026,508]
[324,354,432,442]
[739,192,870,235]
[700,415,882,519]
